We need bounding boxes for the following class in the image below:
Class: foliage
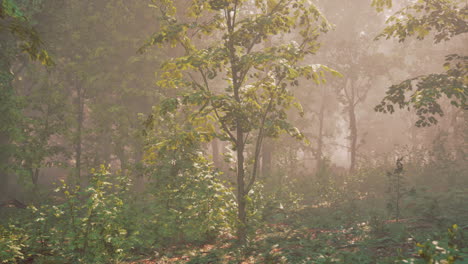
[14,69,69,188]
[142,107,237,246]
[375,54,467,127]
[373,0,467,126]
[1,0,55,197]
[142,162,237,247]
[0,66,68,191]
[405,187,468,226]
[0,0,53,65]
[374,0,468,44]
[0,224,25,264]
[0,166,132,263]
[401,224,468,264]
[262,180,303,225]
[13,0,165,184]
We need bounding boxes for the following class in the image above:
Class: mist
[1,0,467,263]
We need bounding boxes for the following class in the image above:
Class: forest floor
[124,206,467,264]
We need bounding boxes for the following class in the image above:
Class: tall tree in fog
[32,0,162,182]
[313,83,337,170]
[0,0,54,195]
[337,49,388,173]
[318,0,388,173]
[141,0,339,243]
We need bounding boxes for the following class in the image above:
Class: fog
[1,0,467,262]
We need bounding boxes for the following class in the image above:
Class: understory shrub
[1,166,132,264]
[140,159,237,247]
[139,106,238,247]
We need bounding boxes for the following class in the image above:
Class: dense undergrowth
[1,154,467,264]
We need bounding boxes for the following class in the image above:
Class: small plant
[369,214,387,237]
[386,157,410,221]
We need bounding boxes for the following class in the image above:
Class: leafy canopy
[373,0,467,127]
[0,0,53,65]
[140,0,340,151]
[373,0,468,43]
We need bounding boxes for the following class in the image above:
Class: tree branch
[199,68,237,143]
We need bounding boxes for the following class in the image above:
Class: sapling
[386,157,407,221]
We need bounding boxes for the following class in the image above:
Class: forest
[0,0,467,263]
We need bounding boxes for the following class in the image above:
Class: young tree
[141,0,339,243]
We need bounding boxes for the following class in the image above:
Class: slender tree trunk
[31,168,40,186]
[0,133,11,199]
[100,133,112,167]
[349,104,357,173]
[75,83,84,182]
[409,120,418,163]
[0,53,13,199]
[225,5,249,244]
[236,126,247,244]
[261,141,272,178]
[449,109,463,161]
[233,67,247,243]
[316,98,325,171]
[212,139,220,168]
[116,142,126,172]
[261,27,273,179]
[132,145,146,191]
[396,170,400,221]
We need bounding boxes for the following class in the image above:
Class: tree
[314,0,390,173]
[29,0,163,185]
[141,0,339,243]
[13,68,68,189]
[373,0,467,127]
[1,0,53,197]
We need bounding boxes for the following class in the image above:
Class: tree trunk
[0,132,11,200]
[116,142,126,172]
[236,125,247,244]
[0,52,13,199]
[31,168,39,186]
[75,83,84,182]
[261,27,273,179]
[316,98,325,171]
[349,104,357,173]
[409,120,418,163]
[211,138,221,168]
[261,140,272,178]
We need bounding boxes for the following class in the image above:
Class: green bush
[139,156,236,247]
[139,107,238,247]
[1,166,133,263]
